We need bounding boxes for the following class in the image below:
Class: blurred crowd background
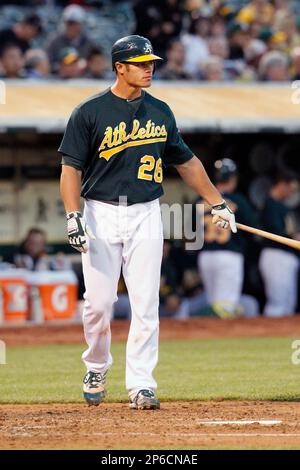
[1,0,300,81]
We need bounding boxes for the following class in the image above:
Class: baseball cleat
[129,389,160,410]
[83,371,107,406]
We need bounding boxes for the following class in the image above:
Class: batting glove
[66,211,96,253]
[211,201,237,233]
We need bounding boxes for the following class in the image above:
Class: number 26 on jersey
[138,155,163,183]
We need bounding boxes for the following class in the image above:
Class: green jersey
[58,88,193,204]
[261,197,299,255]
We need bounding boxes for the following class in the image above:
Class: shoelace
[86,372,106,388]
[136,389,155,400]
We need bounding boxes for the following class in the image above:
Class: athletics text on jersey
[58,89,193,204]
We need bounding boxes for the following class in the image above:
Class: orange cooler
[28,271,78,322]
[0,270,29,323]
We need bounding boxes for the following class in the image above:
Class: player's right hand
[211,201,237,234]
[66,211,96,253]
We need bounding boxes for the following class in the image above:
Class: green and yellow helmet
[111,35,162,70]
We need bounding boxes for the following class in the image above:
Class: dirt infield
[1,317,300,449]
[1,316,300,346]
[1,401,300,450]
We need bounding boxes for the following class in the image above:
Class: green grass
[0,337,299,403]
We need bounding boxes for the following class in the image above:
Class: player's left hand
[66,211,96,253]
[211,201,237,233]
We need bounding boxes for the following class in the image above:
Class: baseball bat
[212,215,300,250]
[236,223,300,251]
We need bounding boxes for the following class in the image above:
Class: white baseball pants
[198,250,244,314]
[259,248,299,317]
[81,198,163,398]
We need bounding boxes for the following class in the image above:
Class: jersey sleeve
[162,109,193,166]
[58,106,90,170]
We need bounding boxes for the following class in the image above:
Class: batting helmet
[214,158,238,182]
[111,35,163,70]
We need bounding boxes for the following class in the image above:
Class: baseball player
[259,171,300,317]
[59,35,237,409]
[195,158,257,317]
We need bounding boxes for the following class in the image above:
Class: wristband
[212,200,227,211]
[66,211,81,220]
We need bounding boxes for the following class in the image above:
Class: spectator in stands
[46,4,95,73]
[210,13,227,37]
[0,44,26,79]
[273,10,300,49]
[244,38,267,72]
[158,39,192,80]
[133,0,185,59]
[208,36,229,61]
[10,228,47,270]
[200,56,225,81]
[181,16,209,76]
[291,47,300,80]
[247,20,263,42]
[258,50,289,81]
[227,22,249,62]
[5,228,71,271]
[57,47,84,79]
[259,171,300,317]
[236,0,275,27]
[208,35,246,80]
[0,13,43,56]
[268,31,289,53]
[84,47,110,79]
[25,49,50,80]
[274,0,291,15]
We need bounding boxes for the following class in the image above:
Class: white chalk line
[3,431,300,439]
[197,420,282,426]
[6,420,282,430]
[93,432,300,438]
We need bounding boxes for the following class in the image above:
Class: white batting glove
[66,211,96,253]
[211,201,237,234]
